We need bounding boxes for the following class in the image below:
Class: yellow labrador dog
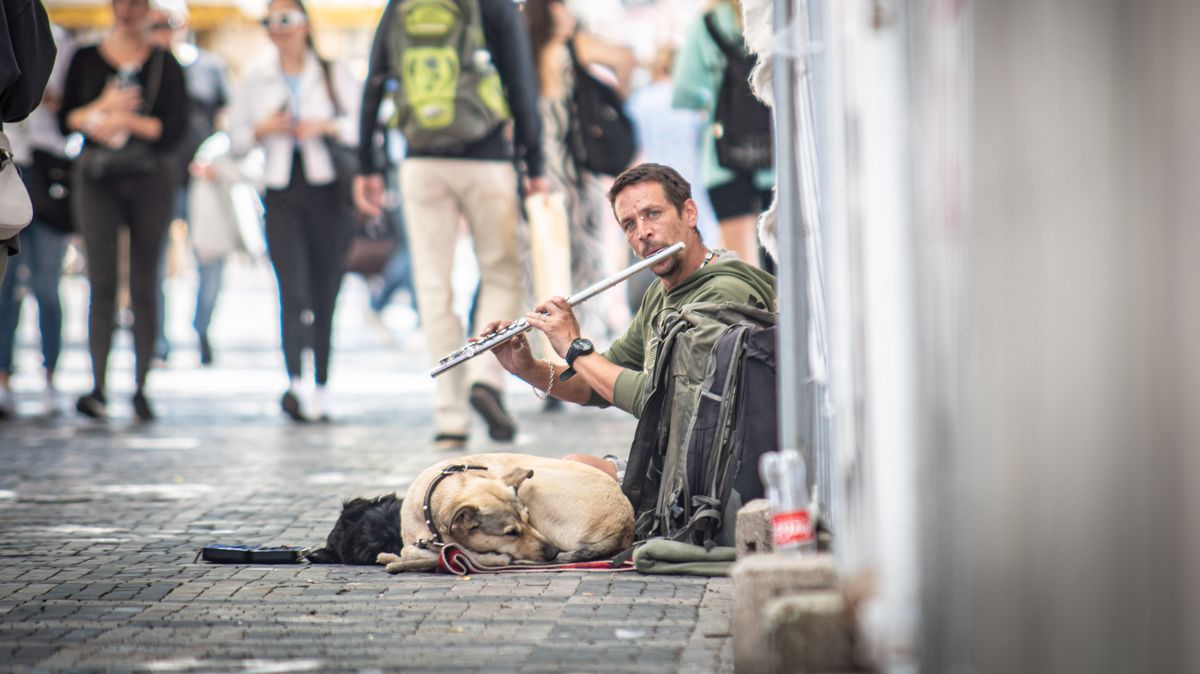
[376,453,634,573]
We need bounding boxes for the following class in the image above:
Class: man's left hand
[525,297,580,358]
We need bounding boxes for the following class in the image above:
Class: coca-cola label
[772,510,813,547]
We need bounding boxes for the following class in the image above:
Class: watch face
[567,338,594,367]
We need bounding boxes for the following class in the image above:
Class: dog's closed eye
[504,527,520,537]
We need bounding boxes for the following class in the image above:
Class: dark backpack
[622,302,778,548]
[567,39,636,177]
[703,12,772,172]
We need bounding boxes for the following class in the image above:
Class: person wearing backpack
[353,0,548,450]
[672,0,774,271]
[481,163,775,477]
[523,0,636,352]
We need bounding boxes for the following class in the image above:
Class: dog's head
[306,493,403,564]
[442,467,559,563]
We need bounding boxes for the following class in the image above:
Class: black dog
[306,494,403,564]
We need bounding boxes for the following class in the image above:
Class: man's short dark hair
[607,163,693,215]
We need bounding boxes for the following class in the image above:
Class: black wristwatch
[559,337,595,382]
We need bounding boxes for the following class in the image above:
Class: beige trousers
[401,159,523,436]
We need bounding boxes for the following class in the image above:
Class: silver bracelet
[531,359,555,401]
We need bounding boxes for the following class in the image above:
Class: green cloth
[633,539,737,577]
[602,251,776,417]
[671,1,775,191]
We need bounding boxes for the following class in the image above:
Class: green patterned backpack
[388,0,511,152]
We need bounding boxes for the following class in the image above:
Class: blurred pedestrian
[59,0,190,421]
[227,0,358,422]
[672,0,774,269]
[0,24,74,419]
[144,0,230,367]
[354,0,548,449]
[523,0,635,344]
[624,45,720,312]
[0,0,56,287]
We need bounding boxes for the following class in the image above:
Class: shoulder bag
[567,39,637,177]
[0,132,33,239]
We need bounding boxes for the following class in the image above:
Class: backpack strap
[703,11,743,62]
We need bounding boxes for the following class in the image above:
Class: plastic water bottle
[759,449,816,554]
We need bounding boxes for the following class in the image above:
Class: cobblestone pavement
[0,264,733,673]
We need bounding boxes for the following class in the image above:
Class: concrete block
[736,499,774,557]
[765,591,856,674]
[731,553,837,673]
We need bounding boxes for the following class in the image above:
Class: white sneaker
[310,386,331,422]
[42,383,63,417]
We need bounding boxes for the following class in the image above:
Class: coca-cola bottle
[759,449,816,553]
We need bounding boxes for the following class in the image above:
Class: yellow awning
[47,2,385,30]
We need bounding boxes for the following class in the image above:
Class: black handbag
[28,150,74,233]
[81,49,166,183]
[567,40,637,177]
[82,138,159,182]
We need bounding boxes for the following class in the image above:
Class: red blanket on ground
[436,544,635,575]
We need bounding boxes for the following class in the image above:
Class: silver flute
[430,241,686,378]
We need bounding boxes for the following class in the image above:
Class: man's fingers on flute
[478,319,509,338]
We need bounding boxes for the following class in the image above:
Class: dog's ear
[501,468,534,492]
[450,505,480,535]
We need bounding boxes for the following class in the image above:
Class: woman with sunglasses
[227,0,359,422]
[58,0,190,421]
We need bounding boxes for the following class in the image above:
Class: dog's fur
[306,494,404,564]
[376,453,634,573]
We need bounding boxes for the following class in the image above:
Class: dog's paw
[385,557,438,574]
[376,552,402,565]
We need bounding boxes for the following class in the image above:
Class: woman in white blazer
[227,0,359,422]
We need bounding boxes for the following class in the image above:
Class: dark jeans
[264,157,349,386]
[74,159,175,393]
[154,185,226,356]
[0,216,70,374]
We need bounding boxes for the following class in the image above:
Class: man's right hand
[480,319,537,376]
[354,174,386,218]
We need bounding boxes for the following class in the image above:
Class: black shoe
[198,334,213,367]
[281,390,306,422]
[432,432,468,451]
[469,383,516,442]
[75,391,107,419]
[131,390,155,422]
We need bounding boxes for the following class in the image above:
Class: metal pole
[772,0,814,495]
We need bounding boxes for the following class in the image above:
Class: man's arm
[479,0,543,179]
[352,0,398,217]
[482,319,611,405]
